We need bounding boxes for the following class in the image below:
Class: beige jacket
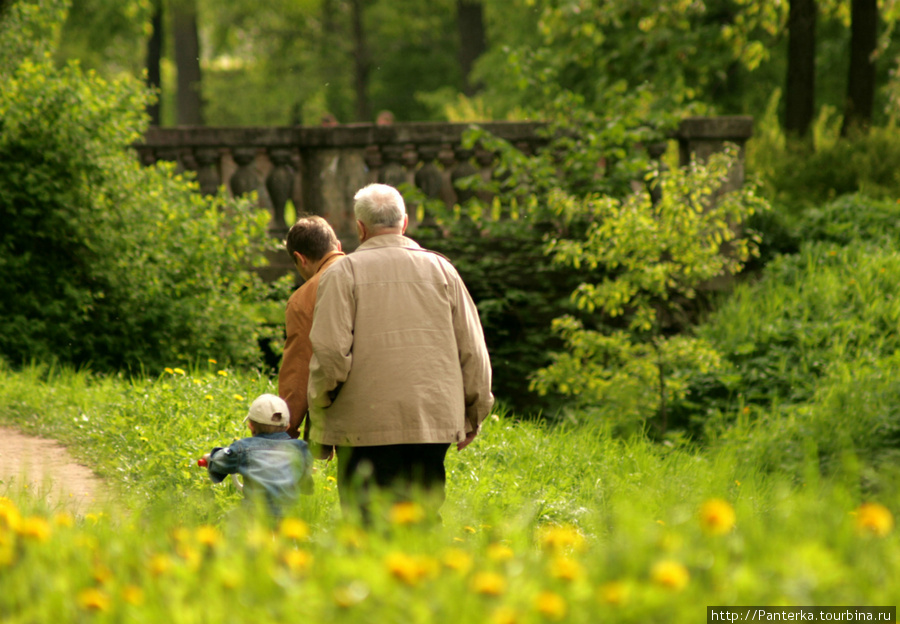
[277,250,345,438]
[308,235,494,447]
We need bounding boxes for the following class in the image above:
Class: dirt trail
[0,427,106,513]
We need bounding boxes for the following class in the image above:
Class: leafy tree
[0,0,272,372]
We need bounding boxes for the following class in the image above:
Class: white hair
[354,184,406,229]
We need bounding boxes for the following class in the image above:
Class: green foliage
[699,239,900,410]
[531,147,768,434]
[749,100,900,211]
[0,0,273,372]
[713,355,900,488]
[696,190,900,474]
[0,0,68,69]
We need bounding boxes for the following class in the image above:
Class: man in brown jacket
[308,183,494,522]
[278,216,344,446]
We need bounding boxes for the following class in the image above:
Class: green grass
[0,362,897,622]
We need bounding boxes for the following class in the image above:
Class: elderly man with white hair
[307,183,494,522]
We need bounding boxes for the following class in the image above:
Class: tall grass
[1,362,897,621]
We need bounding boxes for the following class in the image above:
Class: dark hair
[285,215,339,260]
[251,421,289,435]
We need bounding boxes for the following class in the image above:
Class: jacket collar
[356,234,421,251]
[314,249,345,275]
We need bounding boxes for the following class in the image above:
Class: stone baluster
[475,145,499,216]
[138,148,157,167]
[437,144,457,208]
[266,147,294,234]
[414,145,443,229]
[193,147,221,196]
[230,147,260,198]
[450,146,479,209]
[155,147,181,171]
[379,144,408,190]
[364,145,382,185]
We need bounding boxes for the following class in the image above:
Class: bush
[699,240,900,407]
[0,0,273,372]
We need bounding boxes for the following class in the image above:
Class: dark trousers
[336,443,450,524]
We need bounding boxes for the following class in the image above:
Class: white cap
[244,394,290,427]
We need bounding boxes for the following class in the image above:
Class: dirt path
[0,427,106,514]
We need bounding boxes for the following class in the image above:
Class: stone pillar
[675,116,754,193]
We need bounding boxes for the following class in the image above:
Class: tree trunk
[784,0,817,138]
[841,0,878,135]
[457,0,487,96]
[351,0,370,122]
[172,0,204,126]
[145,0,163,126]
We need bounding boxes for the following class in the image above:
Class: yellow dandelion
[651,559,690,591]
[195,525,221,547]
[204,394,214,401]
[217,370,229,377]
[77,588,111,612]
[279,518,310,541]
[598,580,629,606]
[326,475,337,483]
[384,552,435,586]
[164,367,174,374]
[122,585,144,606]
[389,501,425,526]
[208,358,218,364]
[0,501,21,531]
[442,547,473,574]
[17,516,51,542]
[855,503,894,537]
[471,571,507,596]
[486,542,515,562]
[537,525,586,553]
[283,549,313,573]
[534,591,567,620]
[549,556,585,582]
[173,367,186,375]
[699,498,736,535]
[85,512,106,525]
[233,394,245,401]
[149,553,173,576]
[463,525,477,534]
[490,605,520,624]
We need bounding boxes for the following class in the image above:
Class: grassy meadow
[0,357,897,623]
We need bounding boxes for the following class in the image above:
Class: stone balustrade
[136,116,753,281]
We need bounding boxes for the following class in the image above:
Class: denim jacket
[207,432,313,517]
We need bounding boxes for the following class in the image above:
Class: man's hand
[456,425,481,452]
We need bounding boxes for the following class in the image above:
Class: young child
[203,393,313,519]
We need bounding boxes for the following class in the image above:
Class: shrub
[530,147,768,436]
[0,0,272,372]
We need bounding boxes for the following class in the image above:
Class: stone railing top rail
[141,120,553,150]
[140,116,754,149]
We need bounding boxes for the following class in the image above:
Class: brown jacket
[278,250,345,438]
[308,235,494,447]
